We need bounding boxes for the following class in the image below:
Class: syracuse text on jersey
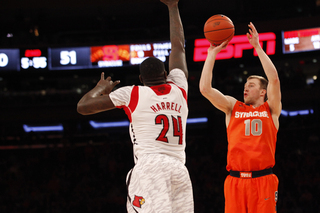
[235,111,269,118]
[150,102,182,113]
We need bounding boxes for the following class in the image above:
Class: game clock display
[20,48,48,70]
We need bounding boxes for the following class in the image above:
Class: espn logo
[193,32,276,61]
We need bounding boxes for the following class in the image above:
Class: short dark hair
[247,75,268,101]
[139,57,165,80]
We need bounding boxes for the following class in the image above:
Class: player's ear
[164,71,167,79]
[139,75,144,84]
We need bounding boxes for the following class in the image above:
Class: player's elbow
[77,103,90,115]
[199,85,210,97]
[272,76,280,84]
[269,75,280,87]
[77,106,86,115]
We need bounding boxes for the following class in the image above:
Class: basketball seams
[205,18,233,25]
[204,27,235,33]
[206,32,234,42]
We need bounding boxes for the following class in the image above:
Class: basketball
[204,14,235,46]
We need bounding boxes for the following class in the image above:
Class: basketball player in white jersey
[77,0,193,212]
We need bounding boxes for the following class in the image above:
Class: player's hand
[208,40,228,55]
[96,72,120,95]
[247,22,260,49]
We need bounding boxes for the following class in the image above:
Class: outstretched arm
[199,41,236,115]
[77,72,120,115]
[161,0,188,78]
[247,22,282,117]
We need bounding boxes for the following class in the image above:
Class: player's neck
[143,78,167,87]
[245,98,265,108]
[251,101,265,108]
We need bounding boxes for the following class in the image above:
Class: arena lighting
[186,117,208,124]
[281,109,314,117]
[23,124,64,132]
[89,117,208,129]
[89,120,130,128]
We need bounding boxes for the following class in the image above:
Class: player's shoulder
[168,68,186,78]
[110,85,135,96]
[226,96,238,108]
[167,68,188,89]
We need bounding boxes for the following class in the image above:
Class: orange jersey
[226,101,278,171]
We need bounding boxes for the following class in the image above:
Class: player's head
[139,57,167,86]
[244,75,268,104]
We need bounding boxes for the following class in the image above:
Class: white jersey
[109,68,188,164]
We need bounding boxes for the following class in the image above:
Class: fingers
[249,22,256,31]
[106,76,120,86]
[220,40,229,48]
[101,72,120,86]
[246,32,251,40]
[113,80,121,87]
[248,22,258,35]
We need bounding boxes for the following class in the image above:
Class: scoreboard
[21,48,47,70]
[1,25,320,72]
[0,49,20,71]
[49,47,91,70]
[0,41,171,71]
[282,27,320,54]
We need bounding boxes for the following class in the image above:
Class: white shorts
[126,154,194,213]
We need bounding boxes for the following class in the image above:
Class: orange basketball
[204,14,235,46]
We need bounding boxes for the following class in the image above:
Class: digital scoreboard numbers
[282,27,320,54]
[90,42,171,68]
[130,42,171,65]
[1,41,172,72]
[0,49,20,71]
[48,47,91,70]
[20,49,48,70]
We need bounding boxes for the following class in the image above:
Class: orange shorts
[224,174,279,213]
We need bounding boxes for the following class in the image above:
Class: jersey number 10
[155,115,183,145]
[244,119,262,136]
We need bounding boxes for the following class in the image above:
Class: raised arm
[247,22,282,117]
[77,72,120,115]
[199,41,237,116]
[161,0,188,78]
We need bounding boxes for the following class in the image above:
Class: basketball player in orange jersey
[77,0,194,212]
[199,22,281,213]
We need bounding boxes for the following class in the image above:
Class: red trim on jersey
[121,86,139,122]
[167,81,188,102]
[150,84,171,95]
